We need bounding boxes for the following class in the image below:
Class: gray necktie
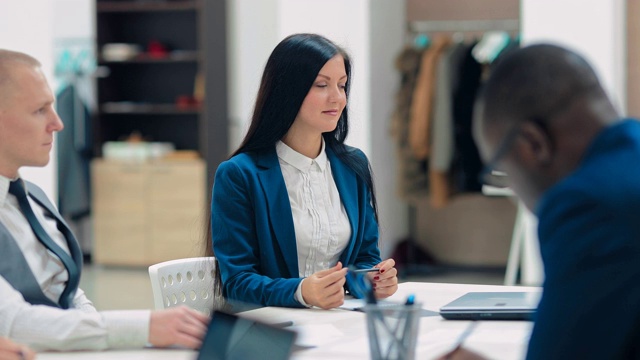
[9,180,80,309]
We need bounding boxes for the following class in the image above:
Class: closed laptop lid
[439,292,542,320]
[198,311,297,360]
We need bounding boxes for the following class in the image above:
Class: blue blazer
[211,145,381,307]
[527,120,640,359]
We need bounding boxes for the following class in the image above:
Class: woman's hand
[301,262,348,309]
[371,258,398,298]
[0,337,35,360]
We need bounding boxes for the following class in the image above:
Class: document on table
[338,298,402,310]
[289,324,345,347]
[339,298,369,310]
[339,299,440,317]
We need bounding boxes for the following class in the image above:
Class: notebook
[439,292,541,321]
[197,311,297,360]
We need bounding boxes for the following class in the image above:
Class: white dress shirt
[0,175,149,351]
[276,141,351,306]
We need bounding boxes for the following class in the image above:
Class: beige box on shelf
[414,194,516,267]
[92,158,206,266]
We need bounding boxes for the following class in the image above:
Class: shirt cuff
[102,310,150,349]
[294,279,311,308]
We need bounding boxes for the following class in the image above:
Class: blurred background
[0,0,632,310]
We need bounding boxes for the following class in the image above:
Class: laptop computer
[439,292,541,321]
[198,311,298,360]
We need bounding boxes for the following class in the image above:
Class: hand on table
[301,262,348,309]
[149,306,210,349]
[371,258,398,298]
[0,337,35,360]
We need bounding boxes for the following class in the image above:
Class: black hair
[478,43,607,129]
[233,33,378,221]
[207,34,379,306]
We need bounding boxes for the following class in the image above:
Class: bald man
[441,44,640,359]
[0,49,208,351]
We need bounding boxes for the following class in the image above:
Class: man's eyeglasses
[478,124,520,188]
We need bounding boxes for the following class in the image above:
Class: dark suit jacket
[528,119,640,359]
[211,145,381,307]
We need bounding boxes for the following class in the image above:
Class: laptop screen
[197,311,297,360]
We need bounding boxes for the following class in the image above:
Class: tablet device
[439,292,541,321]
[197,311,297,360]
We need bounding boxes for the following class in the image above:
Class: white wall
[369,0,408,257]
[521,0,627,112]
[228,0,372,154]
[277,0,371,154]
[226,0,280,151]
[0,0,93,202]
[228,0,409,257]
[52,0,94,40]
[518,0,627,285]
[0,0,56,199]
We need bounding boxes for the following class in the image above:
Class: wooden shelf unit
[91,0,228,266]
[97,0,200,13]
[92,159,206,266]
[100,103,202,115]
[94,0,228,187]
[98,51,201,64]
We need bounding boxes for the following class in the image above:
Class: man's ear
[517,121,553,167]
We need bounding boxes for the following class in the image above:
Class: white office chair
[148,257,218,315]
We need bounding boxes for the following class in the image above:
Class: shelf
[99,51,200,64]
[97,0,199,13]
[94,0,227,188]
[101,102,201,115]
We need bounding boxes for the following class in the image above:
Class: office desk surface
[39,282,540,360]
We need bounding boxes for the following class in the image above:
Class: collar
[535,119,638,216]
[581,119,638,163]
[276,139,328,173]
[0,174,21,207]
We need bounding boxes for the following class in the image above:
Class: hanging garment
[408,35,452,161]
[390,46,428,201]
[492,38,520,67]
[429,42,468,208]
[451,42,484,193]
[56,84,92,219]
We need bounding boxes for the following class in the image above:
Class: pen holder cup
[364,303,421,360]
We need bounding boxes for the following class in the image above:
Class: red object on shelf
[176,95,201,109]
[147,40,169,58]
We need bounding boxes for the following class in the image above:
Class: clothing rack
[409,19,520,33]
[401,18,521,278]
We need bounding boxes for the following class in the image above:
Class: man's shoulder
[542,123,640,214]
[536,143,640,255]
[24,181,55,206]
[23,181,61,217]
[24,181,47,198]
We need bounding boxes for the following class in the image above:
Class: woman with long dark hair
[211,33,397,309]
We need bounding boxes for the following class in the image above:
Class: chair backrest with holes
[148,257,217,315]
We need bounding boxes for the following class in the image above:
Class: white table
[37,349,195,360]
[38,282,540,360]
